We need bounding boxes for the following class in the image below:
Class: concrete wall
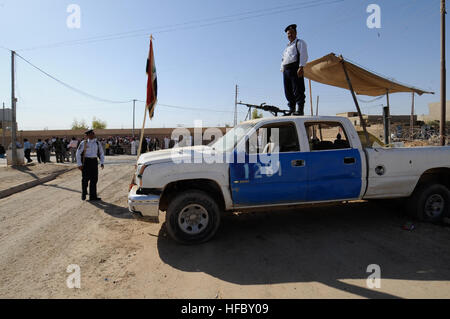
[338,114,417,126]
[1,127,229,146]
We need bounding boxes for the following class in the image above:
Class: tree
[252,109,263,119]
[92,117,107,129]
[71,118,88,130]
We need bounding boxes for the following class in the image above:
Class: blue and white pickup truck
[128,116,450,244]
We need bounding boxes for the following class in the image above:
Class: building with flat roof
[0,108,16,130]
[418,101,450,122]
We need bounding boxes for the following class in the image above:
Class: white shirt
[130,140,137,155]
[76,138,105,166]
[281,38,308,72]
[68,140,78,149]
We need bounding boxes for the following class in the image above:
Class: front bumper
[128,186,160,217]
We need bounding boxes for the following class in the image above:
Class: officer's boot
[294,104,304,116]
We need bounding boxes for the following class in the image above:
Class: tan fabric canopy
[304,53,434,97]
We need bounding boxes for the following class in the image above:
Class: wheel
[165,190,221,244]
[408,183,450,222]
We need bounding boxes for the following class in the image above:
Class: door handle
[344,157,356,164]
[291,159,305,167]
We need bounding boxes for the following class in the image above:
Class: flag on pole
[146,36,157,119]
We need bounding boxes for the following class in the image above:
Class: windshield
[211,122,256,152]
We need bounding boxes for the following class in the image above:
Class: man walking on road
[76,129,105,201]
[23,139,33,164]
[281,24,308,115]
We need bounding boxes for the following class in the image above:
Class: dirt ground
[0,155,449,299]
[0,156,76,194]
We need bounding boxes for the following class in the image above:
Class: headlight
[137,164,149,187]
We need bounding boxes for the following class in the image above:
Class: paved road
[0,156,449,298]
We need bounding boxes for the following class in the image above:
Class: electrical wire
[17,0,345,51]
[15,53,133,104]
[135,100,247,114]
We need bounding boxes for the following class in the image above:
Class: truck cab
[228,116,365,207]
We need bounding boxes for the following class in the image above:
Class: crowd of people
[137,135,194,155]
[26,137,81,164]
[0,134,185,163]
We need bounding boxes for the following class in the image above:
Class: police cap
[284,24,297,33]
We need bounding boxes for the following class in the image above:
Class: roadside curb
[0,167,77,200]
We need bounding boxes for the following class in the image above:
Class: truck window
[247,122,300,154]
[305,122,351,151]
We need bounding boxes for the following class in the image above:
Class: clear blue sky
[0,0,447,130]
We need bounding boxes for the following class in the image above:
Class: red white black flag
[146,36,157,119]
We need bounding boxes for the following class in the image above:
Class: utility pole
[234,85,238,126]
[11,51,17,165]
[132,99,136,138]
[441,0,447,146]
[2,102,5,147]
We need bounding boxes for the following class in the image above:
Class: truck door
[304,121,362,201]
[230,121,308,206]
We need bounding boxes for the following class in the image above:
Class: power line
[0,45,12,52]
[15,53,133,104]
[135,100,247,114]
[17,0,345,51]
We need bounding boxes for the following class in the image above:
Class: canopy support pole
[340,59,370,146]
[316,95,319,116]
[410,92,415,141]
[384,91,391,145]
[309,79,314,116]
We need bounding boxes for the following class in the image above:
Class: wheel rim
[178,204,209,235]
[424,194,445,219]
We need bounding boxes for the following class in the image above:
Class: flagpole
[136,105,148,159]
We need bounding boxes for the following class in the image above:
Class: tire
[408,183,450,222]
[165,190,221,244]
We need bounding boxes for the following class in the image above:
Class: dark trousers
[24,149,32,163]
[56,151,64,163]
[37,149,46,163]
[283,67,306,114]
[82,158,99,198]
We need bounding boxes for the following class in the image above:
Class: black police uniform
[282,24,306,115]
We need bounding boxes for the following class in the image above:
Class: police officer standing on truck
[281,24,308,116]
[76,129,105,201]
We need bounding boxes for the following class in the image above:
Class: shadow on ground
[156,201,450,298]
[88,200,133,219]
[12,164,39,179]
